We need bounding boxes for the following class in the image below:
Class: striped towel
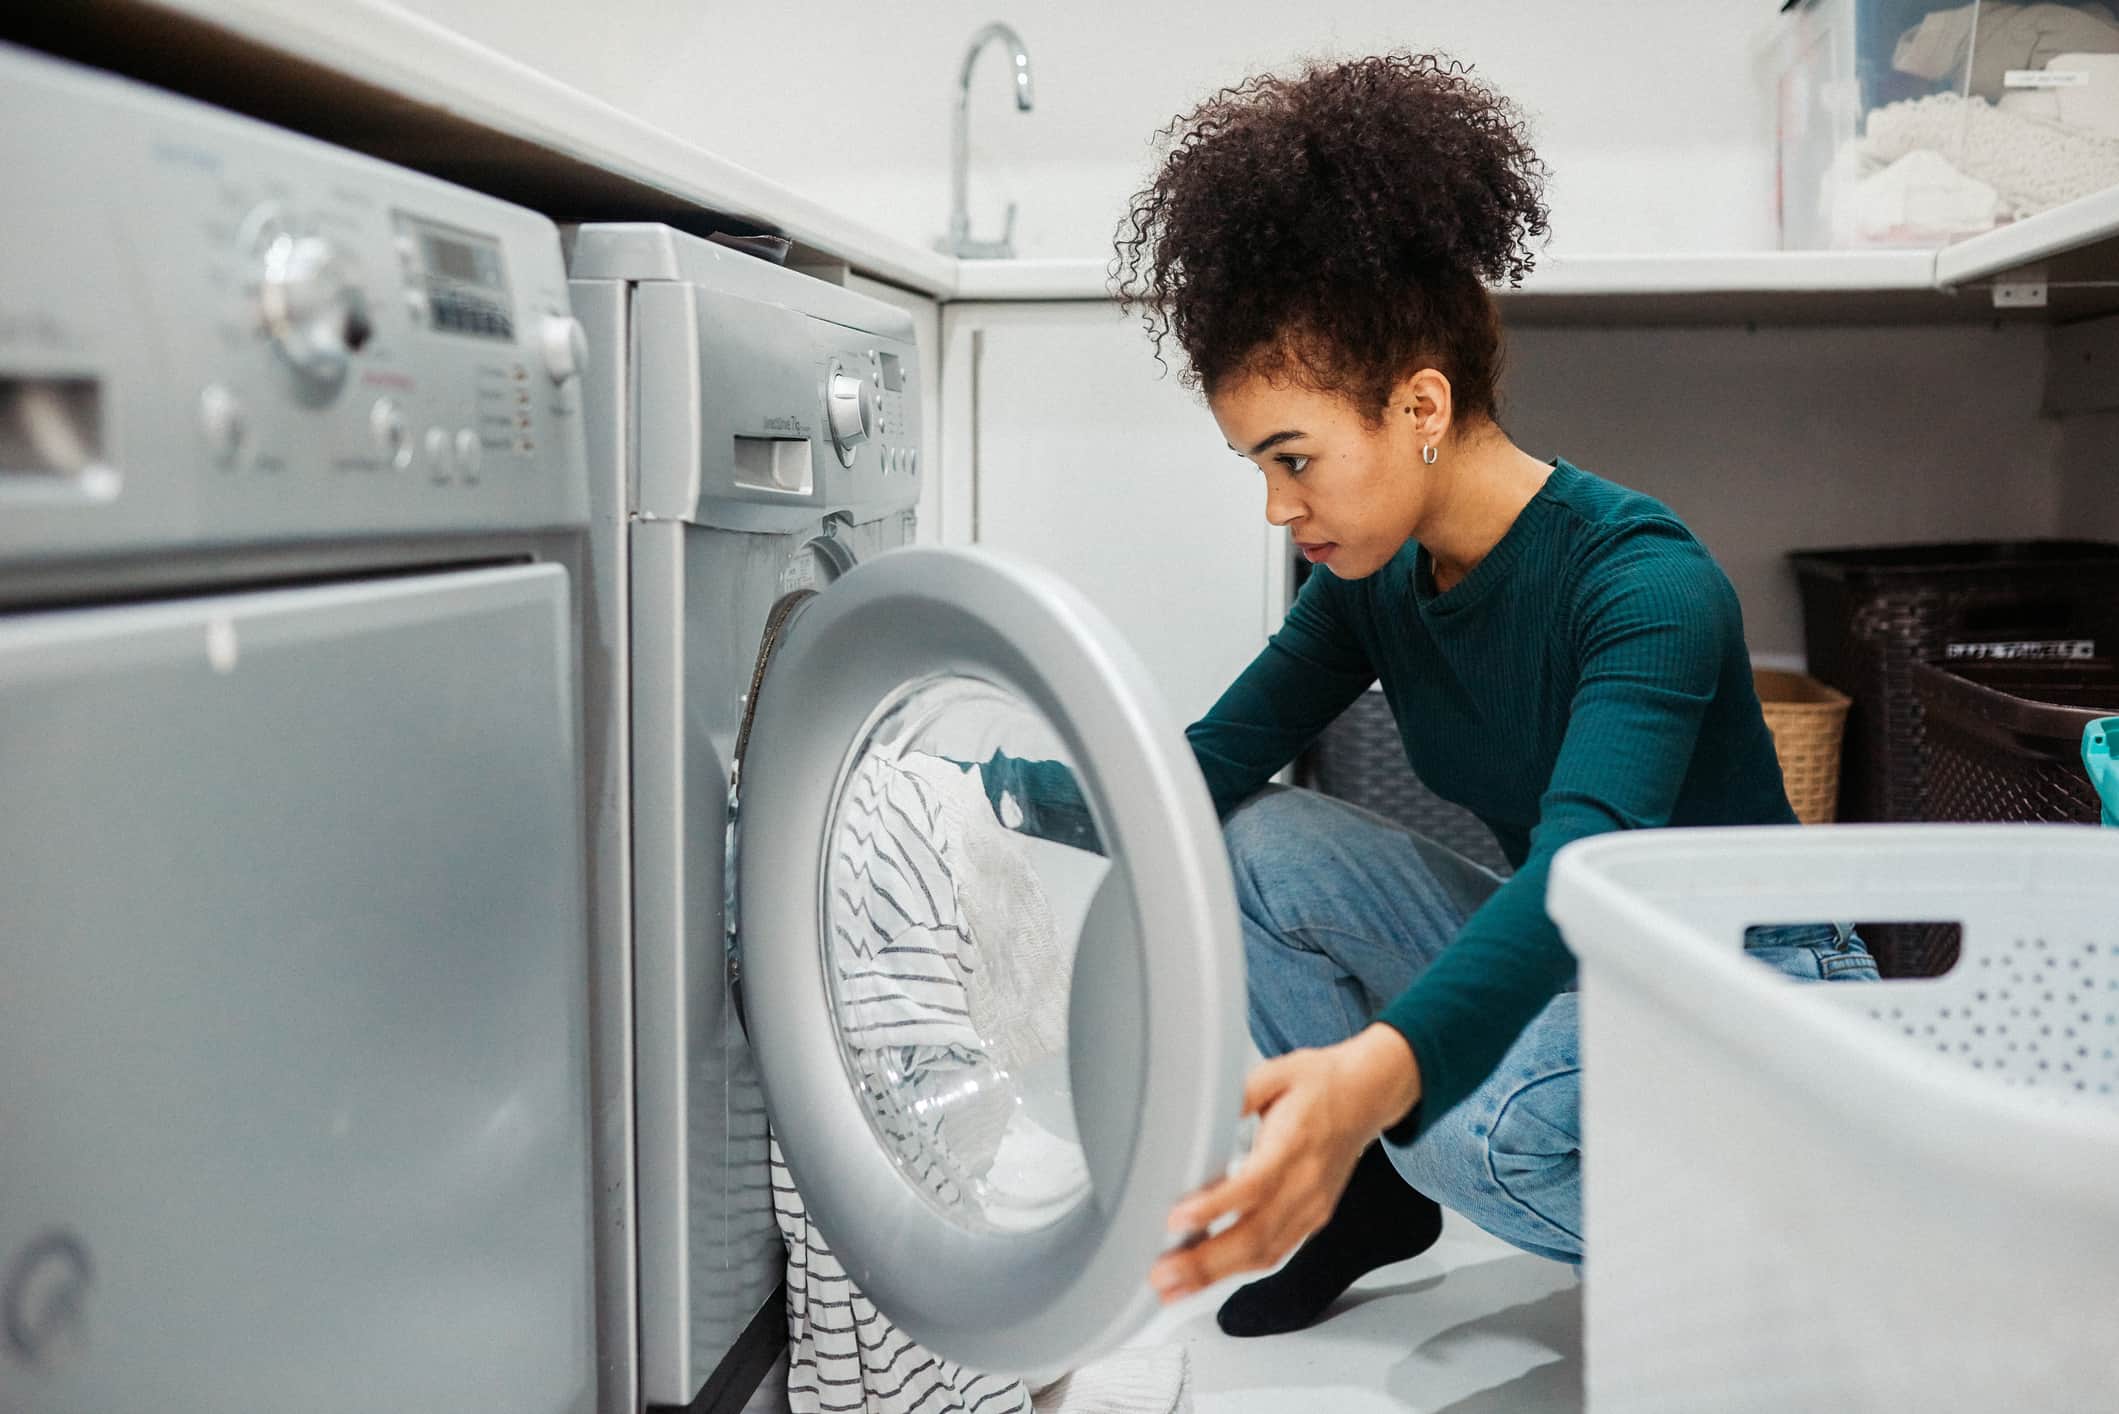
[774,751,1189,1414]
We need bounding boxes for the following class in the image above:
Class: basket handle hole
[1741,921,1963,979]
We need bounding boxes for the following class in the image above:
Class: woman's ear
[1387,368,1454,451]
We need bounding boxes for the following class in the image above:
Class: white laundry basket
[1547,825,2119,1414]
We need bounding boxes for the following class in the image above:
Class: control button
[198,384,245,463]
[369,397,409,469]
[423,426,451,475]
[538,313,588,385]
[403,289,429,324]
[455,429,483,477]
[906,449,918,475]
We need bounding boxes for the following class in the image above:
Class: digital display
[878,351,904,393]
[424,234,489,285]
[396,214,515,341]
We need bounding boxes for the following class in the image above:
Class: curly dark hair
[1112,52,1548,425]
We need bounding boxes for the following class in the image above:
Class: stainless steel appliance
[0,42,597,1414]
[567,225,928,1410]
[569,224,1249,1412]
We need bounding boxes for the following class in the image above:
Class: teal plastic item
[2083,718,2119,828]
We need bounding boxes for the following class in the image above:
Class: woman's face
[1208,371,1437,580]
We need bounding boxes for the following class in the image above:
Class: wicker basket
[1753,668,1851,825]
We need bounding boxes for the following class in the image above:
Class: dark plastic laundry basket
[1299,687,1514,877]
[1913,659,2119,824]
[1790,541,2119,823]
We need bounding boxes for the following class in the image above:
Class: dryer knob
[827,369,875,455]
[539,313,589,385]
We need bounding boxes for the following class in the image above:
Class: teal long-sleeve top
[986,459,1796,1137]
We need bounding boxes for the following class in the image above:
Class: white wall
[396,0,1786,258]
[1503,323,2065,657]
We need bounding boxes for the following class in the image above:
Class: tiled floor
[745,1213,1582,1413]
[1125,1213,1583,1413]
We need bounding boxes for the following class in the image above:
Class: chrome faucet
[941,22,1034,259]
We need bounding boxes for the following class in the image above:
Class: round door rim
[735,545,1246,1376]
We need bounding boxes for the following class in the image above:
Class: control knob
[826,365,876,467]
[258,232,371,393]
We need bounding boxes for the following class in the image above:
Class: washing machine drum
[735,545,1247,1377]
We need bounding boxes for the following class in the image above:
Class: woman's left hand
[1148,1023,1422,1302]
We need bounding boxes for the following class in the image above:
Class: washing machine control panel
[608,221,924,537]
[0,44,591,564]
[826,347,918,482]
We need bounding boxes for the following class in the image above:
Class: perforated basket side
[1550,824,2119,1411]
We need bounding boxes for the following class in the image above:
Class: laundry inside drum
[821,672,1114,1235]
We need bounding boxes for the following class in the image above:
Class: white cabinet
[939,302,1287,723]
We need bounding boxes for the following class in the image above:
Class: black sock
[1215,1141,1443,1338]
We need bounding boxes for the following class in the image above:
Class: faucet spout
[944,22,1035,259]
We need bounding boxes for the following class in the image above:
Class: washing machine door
[735,544,1246,1376]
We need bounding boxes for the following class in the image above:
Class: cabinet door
[0,565,592,1414]
[945,302,1288,722]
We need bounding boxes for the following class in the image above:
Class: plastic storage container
[1788,539,2119,823]
[1299,684,1512,876]
[1549,823,2119,1413]
[1915,657,2119,822]
[1777,0,2119,248]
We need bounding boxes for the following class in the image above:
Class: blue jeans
[1225,786,1878,1266]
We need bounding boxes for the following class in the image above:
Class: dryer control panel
[0,42,591,563]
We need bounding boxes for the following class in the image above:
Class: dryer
[569,226,1250,1412]
[0,42,596,1414]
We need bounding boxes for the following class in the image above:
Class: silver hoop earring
[1422,444,1438,466]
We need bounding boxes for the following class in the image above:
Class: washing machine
[567,224,1251,1411]
[0,43,597,1414]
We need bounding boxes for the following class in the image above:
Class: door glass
[822,673,1112,1235]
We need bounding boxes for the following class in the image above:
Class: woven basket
[1755,668,1851,825]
